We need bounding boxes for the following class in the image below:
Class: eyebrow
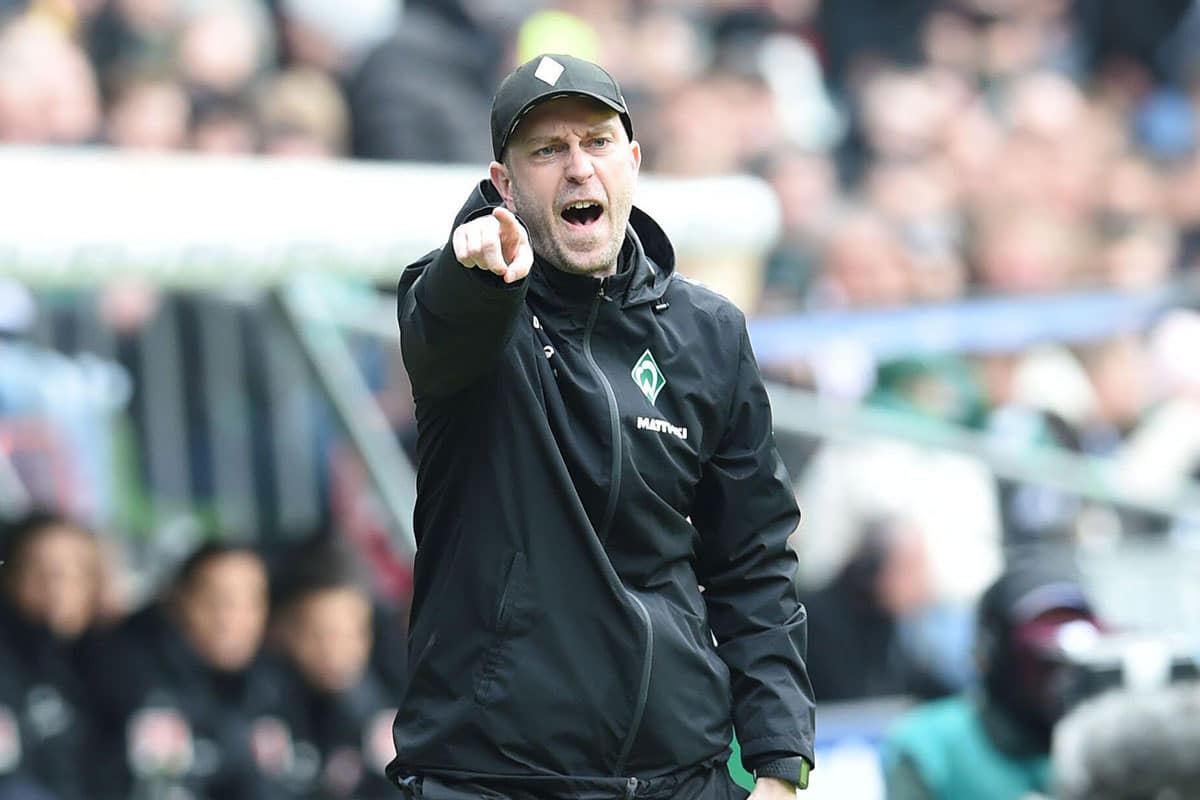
[521,123,621,148]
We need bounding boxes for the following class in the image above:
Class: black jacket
[392,181,815,788]
[0,605,94,800]
[284,667,397,800]
[85,605,306,800]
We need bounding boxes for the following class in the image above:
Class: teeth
[566,201,598,210]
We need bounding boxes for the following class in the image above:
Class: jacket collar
[528,203,674,310]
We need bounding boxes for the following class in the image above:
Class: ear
[489,161,515,211]
[630,139,642,175]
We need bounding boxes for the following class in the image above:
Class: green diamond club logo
[631,349,666,405]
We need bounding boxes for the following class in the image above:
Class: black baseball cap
[490,54,633,161]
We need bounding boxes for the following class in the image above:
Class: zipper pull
[598,278,613,302]
[623,777,639,799]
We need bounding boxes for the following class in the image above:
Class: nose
[564,143,595,183]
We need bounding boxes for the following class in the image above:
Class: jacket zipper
[583,278,654,778]
[585,279,621,542]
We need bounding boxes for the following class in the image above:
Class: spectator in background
[87,542,302,800]
[982,345,1093,546]
[1052,682,1200,800]
[864,157,967,303]
[270,537,396,800]
[757,147,839,313]
[1167,148,1200,266]
[968,208,1091,295]
[817,0,936,89]
[883,551,1102,800]
[800,516,952,703]
[347,0,510,162]
[0,13,100,144]
[101,65,189,150]
[190,92,259,154]
[275,0,398,77]
[794,356,1002,611]
[807,205,912,308]
[1096,216,1178,290]
[257,67,348,158]
[1112,309,1200,514]
[1075,336,1150,454]
[0,511,106,800]
[175,0,272,99]
[87,0,182,78]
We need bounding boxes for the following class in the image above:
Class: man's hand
[749,777,798,799]
[452,206,533,284]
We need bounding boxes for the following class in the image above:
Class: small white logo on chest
[636,416,688,441]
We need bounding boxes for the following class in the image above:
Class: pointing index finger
[492,206,525,241]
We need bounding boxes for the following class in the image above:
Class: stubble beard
[511,187,630,278]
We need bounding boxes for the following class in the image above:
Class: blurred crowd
[2,0,1199,299]
[0,510,408,800]
[4,0,1200,798]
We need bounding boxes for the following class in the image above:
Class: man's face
[281,587,373,694]
[491,96,641,277]
[177,553,268,673]
[8,525,99,639]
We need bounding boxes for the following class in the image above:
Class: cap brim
[499,90,630,159]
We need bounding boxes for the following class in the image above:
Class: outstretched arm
[399,205,534,398]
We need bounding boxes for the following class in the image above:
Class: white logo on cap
[534,56,565,86]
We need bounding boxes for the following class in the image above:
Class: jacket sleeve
[397,212,529,399]
[693,316,816,770]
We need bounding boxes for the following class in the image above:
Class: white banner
[0,146,780,287]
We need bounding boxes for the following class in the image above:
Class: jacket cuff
[739,734,815,771]
[754,757,811,789]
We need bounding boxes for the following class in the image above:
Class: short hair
[1054,683,1200,800]
[172,540,263,592]
[0,510,93,576]
[269,533,369,613]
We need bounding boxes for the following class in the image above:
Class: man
[883,551,1100,800]
[0,512,103,800]
[86,543,302,800]
[391,54,815,799]
[800,516,951,703]
[271,538,398,800]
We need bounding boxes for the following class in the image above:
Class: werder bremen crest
[631,349,666,405]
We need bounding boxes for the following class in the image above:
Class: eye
[534,144,561,157]
[589,137,611,149]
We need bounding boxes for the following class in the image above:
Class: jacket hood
[399,180,676,307]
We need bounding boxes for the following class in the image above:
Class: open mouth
[560,201,604,227]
